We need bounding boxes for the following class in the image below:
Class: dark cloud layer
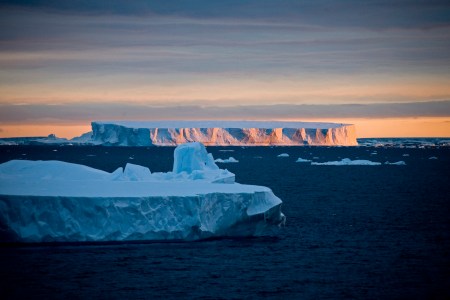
[1,101,448,124]
[1,0,450,29]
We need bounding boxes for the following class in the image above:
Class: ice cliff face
[0,142,284,243]
[0,185,284,242]
[91,121,358,146]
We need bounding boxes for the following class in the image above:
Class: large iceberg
[0,143,285,243]
[90,121,358,146]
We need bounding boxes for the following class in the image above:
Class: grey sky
[1,101,449,124]
[0,0,449,125]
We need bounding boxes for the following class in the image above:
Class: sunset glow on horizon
[1,117,449,140]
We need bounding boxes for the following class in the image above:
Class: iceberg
[0,142,285,243]
[357,138,450,148]
[384,161,406,165]
[295,157,312,163]
[311,158,381,166]
[215,157,239,163]
[277,153,290,157]
[90,121,358,146]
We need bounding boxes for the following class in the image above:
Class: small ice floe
[429,156,438,160]
[86,154,96,157]
[312,156,319,160]
[52,149,58,152]
[402,154,409,157]
[128,157,134,160]
[370,152,377,155]
[277,153,289,157]
[311,158,381,166]
[384,161,406,165]
[296,157,312,163]
[215,157,239,163]
[253,156,263,159]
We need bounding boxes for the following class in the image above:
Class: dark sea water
[0,145,449,299]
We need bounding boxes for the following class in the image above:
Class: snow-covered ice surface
[277,153,289,157]
[90,121,358,146]
[0,160,117,181]
[0,143,285,243]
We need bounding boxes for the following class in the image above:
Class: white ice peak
[173,142,219,173]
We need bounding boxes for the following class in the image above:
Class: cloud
[1,3,449,110]
[1,8,448,72]
[0,101,448,125]
[2,1,449,29]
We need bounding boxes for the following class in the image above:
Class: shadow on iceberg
[0,142,285,244]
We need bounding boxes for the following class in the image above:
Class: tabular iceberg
[90,121,358,146]
[0,142,285,243]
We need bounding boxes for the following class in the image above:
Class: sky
[0,0,449,138]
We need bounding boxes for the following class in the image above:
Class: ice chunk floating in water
[296,157,312,163]
[311,158,382,166]
[215,157,239,163]
[384,161,406,165]
[0,142,285,243]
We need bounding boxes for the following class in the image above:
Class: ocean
[0,144,449,299]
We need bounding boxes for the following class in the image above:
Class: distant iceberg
[0,142,285,243]
[311,158,381,166]
[295,157,312,163]
[357,138,450,148]
[384,161,406,165]
[89,121,358,146]
[277,153,289,157]
[215,157,239,163]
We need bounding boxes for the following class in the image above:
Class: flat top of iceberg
[94,120,351,129]
[0,178,271,197]
[0,142,270,198]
